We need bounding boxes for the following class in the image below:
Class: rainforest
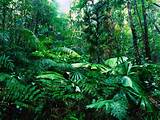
[0,0,160,119]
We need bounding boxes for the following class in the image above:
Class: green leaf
[36,72,65,80]
[105,57,128,68]
[86,100,109,110]
[121,76,133,88]
[140,97,154,112]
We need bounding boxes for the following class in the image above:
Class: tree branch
[153,3,160,8]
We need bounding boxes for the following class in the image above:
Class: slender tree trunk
[133,0,144,33]
[95,12,101,63]
[2,3,6,31]
[86,1,101,63]
[141,0,151,61]
[127,0,141,64]
[154,23,160,34]
[153,3,160,8]
[34,12,39,35]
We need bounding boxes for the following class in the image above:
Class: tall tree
[141,0,151,61]
[127,0,141,64]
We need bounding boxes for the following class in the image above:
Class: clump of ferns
[84,59,160,120]
[0,55,14,72]
[0,73,45,118]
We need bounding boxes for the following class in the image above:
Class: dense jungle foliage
[0,0,160,119]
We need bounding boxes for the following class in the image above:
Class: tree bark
[127,0,141,64]
[133,0,144,33]
[34,12,39,35]
[2,3,6,31]
[141,0,151,61]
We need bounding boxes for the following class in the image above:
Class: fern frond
[10,51,30,65]
[14,28,39,51]
[70,71,84,93]
[0,73,44,112]
[35,58,74,72]
[32,50,80,63]
[37,71,65,80]
[52,47,81,57]
[0,30,10,47]
[0,55,14,71]
[36,71,67,92]
[77,79,98,97]
[36,71,84,101]
[87,92,128,120]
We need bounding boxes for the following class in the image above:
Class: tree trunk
[2,3,6,31]
[34,12,39,35]
[127,0,141,64]
[141,0,151,61]
[133,0,143,33]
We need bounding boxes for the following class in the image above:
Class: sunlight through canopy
[56,0,71,13]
